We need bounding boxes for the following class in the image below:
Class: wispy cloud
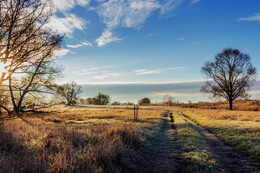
[54,48,70,57]
[53,0,90,12]
[238,13,260,21]
[95,30,124,47]
[72,66,120,80]
[67,41,93,48]
[49,0,202,46]
[177,37,185,40]
[67,44,84,48]
[190,0,200,5]
[134,69,161,75]
[45,13,86,37]
[134,66,187,75]
[97,0,160,29]
[81,41,93,47]
[96,0,160,46]
[160,0,184,16]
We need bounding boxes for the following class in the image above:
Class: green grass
[174,113,220,173]
[182,110,260,167]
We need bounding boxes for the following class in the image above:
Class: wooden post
[134,104,139,121]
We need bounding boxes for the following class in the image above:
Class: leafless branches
[201,48,257,110]
[0,0,63,116]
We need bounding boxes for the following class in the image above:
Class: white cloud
[54,48,70,57]
[95,30,124,47]
[67,44,84,48]
[238,13,260,21]
[160,0,184,16]
[76,0,91,6]
[81,41,93,47]
[134,69,161,75]
[45,13,86,37]
[52,0,90,11]
[124,0,160,28]
[67,41,93,48]
[190,0,200,4]
[97,0,160,29]
[134,66,187,75]
[72,66,120,80]
[96,0,160,46]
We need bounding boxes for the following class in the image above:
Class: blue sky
[48,0,260,85]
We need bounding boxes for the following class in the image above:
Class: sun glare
[0,61,7,74]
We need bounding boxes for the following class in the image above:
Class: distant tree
[86,97,97,105]
[79,98,86,105]
[95,92,110,105]
[86,92,110,105]
[56,82,82,106]
[201,48,257,110]
[111,101,120,105]
[162,95,174,106]
[138,97,151,105]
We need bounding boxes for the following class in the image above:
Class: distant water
[80,81,260,103]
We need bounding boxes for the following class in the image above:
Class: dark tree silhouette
[138,97,151,105]
[0,0,63,116]
[86,92,110,105]
[201,48,257,110]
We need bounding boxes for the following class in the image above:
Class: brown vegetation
[0,107,163,172]
[178,100,260,112]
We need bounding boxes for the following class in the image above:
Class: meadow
[181,108,260,167]
[0,105,260,172]
[0,106,164,173]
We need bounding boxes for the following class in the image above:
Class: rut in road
[143,113,179,173]
[175,111,260,173]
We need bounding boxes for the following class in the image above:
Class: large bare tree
[0,0,63,116]
[201,48,257,110]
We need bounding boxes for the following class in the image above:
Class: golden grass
[37,106,163,123]
[0,107,164,172]
[182,108,260,122]
[182,108,260,166]
[179,100,260,111]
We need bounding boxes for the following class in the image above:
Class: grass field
[0,106,259,172]
[0,106,164,173]
[181,108,260,167]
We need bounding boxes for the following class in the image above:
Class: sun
[0,61,8,74]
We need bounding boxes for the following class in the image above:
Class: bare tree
[201,48,257,110]
[56,82,82,106]
[0,0,63,116]
[162,95,174,106]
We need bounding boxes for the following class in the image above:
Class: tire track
[175,111,259,173]
[143,112,180,173]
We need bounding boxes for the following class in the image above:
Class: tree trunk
[229,99,233,110]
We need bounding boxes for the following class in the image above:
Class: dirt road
[174,111,260,173]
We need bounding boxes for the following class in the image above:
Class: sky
[48,0,260,85]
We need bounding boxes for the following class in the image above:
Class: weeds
[0,108,162,173]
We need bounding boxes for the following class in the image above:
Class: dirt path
[143,113,179,173]
[175,111,260,173]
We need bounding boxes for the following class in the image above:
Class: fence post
[134,104,139,121]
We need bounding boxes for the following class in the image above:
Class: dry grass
[181,108,260,166]
[174,113,220,172]
[35,105,163,123]
[183,108,260,122]
[179,100,260,111]
[0,107,164,173]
